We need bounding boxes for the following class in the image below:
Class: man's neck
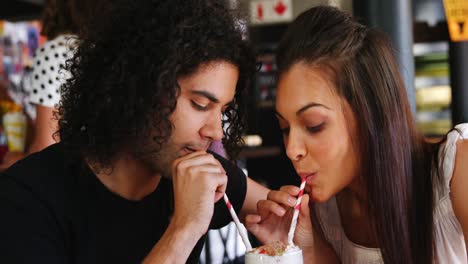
[91,155,162,201]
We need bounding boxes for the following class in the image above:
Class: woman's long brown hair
[276,6,443,263]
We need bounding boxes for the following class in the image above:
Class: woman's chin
[308,187,333,203]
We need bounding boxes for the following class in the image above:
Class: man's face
[143,61,239,178]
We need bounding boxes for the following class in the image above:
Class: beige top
[315,123,468,263]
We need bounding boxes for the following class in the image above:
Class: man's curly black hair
[57,0,255,169]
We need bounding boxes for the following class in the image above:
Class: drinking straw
[287,177,306,245]
[223,193,253,251]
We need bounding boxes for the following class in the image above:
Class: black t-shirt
[0,143,247,263]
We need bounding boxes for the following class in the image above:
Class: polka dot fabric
[29,35,77,108]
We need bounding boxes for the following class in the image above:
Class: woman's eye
[307,122,325,133]
[191,100,209,111]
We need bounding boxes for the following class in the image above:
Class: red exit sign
[250,0,293,25]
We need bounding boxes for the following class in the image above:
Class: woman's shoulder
[443,123,468,194]
[452,124,468,162]
[439,123,468,185]
[433,123,468,207]
[450,123,468,139]
[431,124,468,262]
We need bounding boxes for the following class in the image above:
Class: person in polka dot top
[27,0,101,154]
[29,35,75,109]
[28,35,77,154]
[1,0,99,169]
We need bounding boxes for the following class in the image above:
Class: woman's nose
[285,130,306,162]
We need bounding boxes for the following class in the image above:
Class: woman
[245,6,468,263]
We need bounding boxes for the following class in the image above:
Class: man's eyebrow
[190,90,219,103]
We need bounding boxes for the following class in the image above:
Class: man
[0,0,268,263]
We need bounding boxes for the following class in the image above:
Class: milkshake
[245,241,303,264]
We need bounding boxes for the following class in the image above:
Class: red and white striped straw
[223,193,253,250]
[287,177,306,245]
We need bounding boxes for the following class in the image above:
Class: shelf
[416,109,451,122]
[413,42,448,56]
[257,100,275,109]
[238,146,281,159]
[416,109,451,135]
[415,76,449,89]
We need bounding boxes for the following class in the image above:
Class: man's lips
[184,145,209,153]
[185,146,197,152]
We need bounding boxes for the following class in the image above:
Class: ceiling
[1,0,45,21]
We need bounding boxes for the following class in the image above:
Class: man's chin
[160,171,172,180]
[140,160,173,180]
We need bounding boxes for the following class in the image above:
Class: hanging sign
[443,0,468,41]
[250,0,293,25]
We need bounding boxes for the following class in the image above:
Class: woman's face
[275,63,359,202]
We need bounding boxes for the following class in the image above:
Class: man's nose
[200,113,224,141]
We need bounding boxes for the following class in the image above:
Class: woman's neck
[336,177,379,248]
[346,175,368,205]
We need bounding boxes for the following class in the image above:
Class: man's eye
[191,100,209,111]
